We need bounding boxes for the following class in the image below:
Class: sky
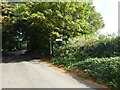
[93,0,120,35]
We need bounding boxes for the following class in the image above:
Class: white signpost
[55,38,62,41]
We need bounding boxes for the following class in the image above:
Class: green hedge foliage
[53,35,119,59]
[52,35,120,89]
[76,57,120,89]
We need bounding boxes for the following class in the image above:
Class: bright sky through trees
[93,0,120,35]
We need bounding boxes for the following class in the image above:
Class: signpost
[50,35,67,58]
[55,38,62,41]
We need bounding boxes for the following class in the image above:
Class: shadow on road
[2,50,33,63]
[71,75,109,90]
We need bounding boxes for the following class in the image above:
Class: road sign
[55,39,62,41]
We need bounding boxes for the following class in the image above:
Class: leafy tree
[1,2,16,51]
[3,1,105,57]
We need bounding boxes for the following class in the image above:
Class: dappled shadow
[2,50,33,63]
[71,75,109,90]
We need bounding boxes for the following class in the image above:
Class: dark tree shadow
[2,50,33,63]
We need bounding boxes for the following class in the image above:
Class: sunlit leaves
[2,2,105,55]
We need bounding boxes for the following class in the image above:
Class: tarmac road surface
[1,50,104,89]
[2,61,103,89]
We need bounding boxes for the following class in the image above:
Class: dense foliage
[1,3,15,51]
[1,2,104,57]
[53,35,119,59]
[77,57,120,89]
[52,35,120,89]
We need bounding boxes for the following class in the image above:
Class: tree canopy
[2,1,105,57]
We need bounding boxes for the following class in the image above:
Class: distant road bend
[2,50,105,89]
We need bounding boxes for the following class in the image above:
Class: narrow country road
[2,51,103,89]
[2,61,98,89]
